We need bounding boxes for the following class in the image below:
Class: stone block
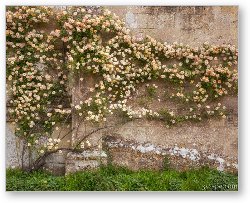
[43,150,69,175]
[45,150,68,164]
[65,150,107,175]
[44,162,65,176]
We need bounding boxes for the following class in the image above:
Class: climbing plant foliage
[6,6,238,155]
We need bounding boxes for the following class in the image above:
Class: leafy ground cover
[6,165,238,191]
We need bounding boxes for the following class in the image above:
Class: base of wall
[42,135,238,176]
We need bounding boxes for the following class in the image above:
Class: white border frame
[1,1,249,203]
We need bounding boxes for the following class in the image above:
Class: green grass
[6,165,238,191]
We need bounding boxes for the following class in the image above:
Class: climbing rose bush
[6,6,238,161]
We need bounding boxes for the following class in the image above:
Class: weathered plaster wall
[6,6,238,174]
[107,6,238,46]
[6,124,23,169]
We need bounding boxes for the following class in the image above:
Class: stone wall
[108,6,238,46]
[102,134,237,173]
[6,6,238,175]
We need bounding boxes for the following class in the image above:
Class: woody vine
[6,6,238,171]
